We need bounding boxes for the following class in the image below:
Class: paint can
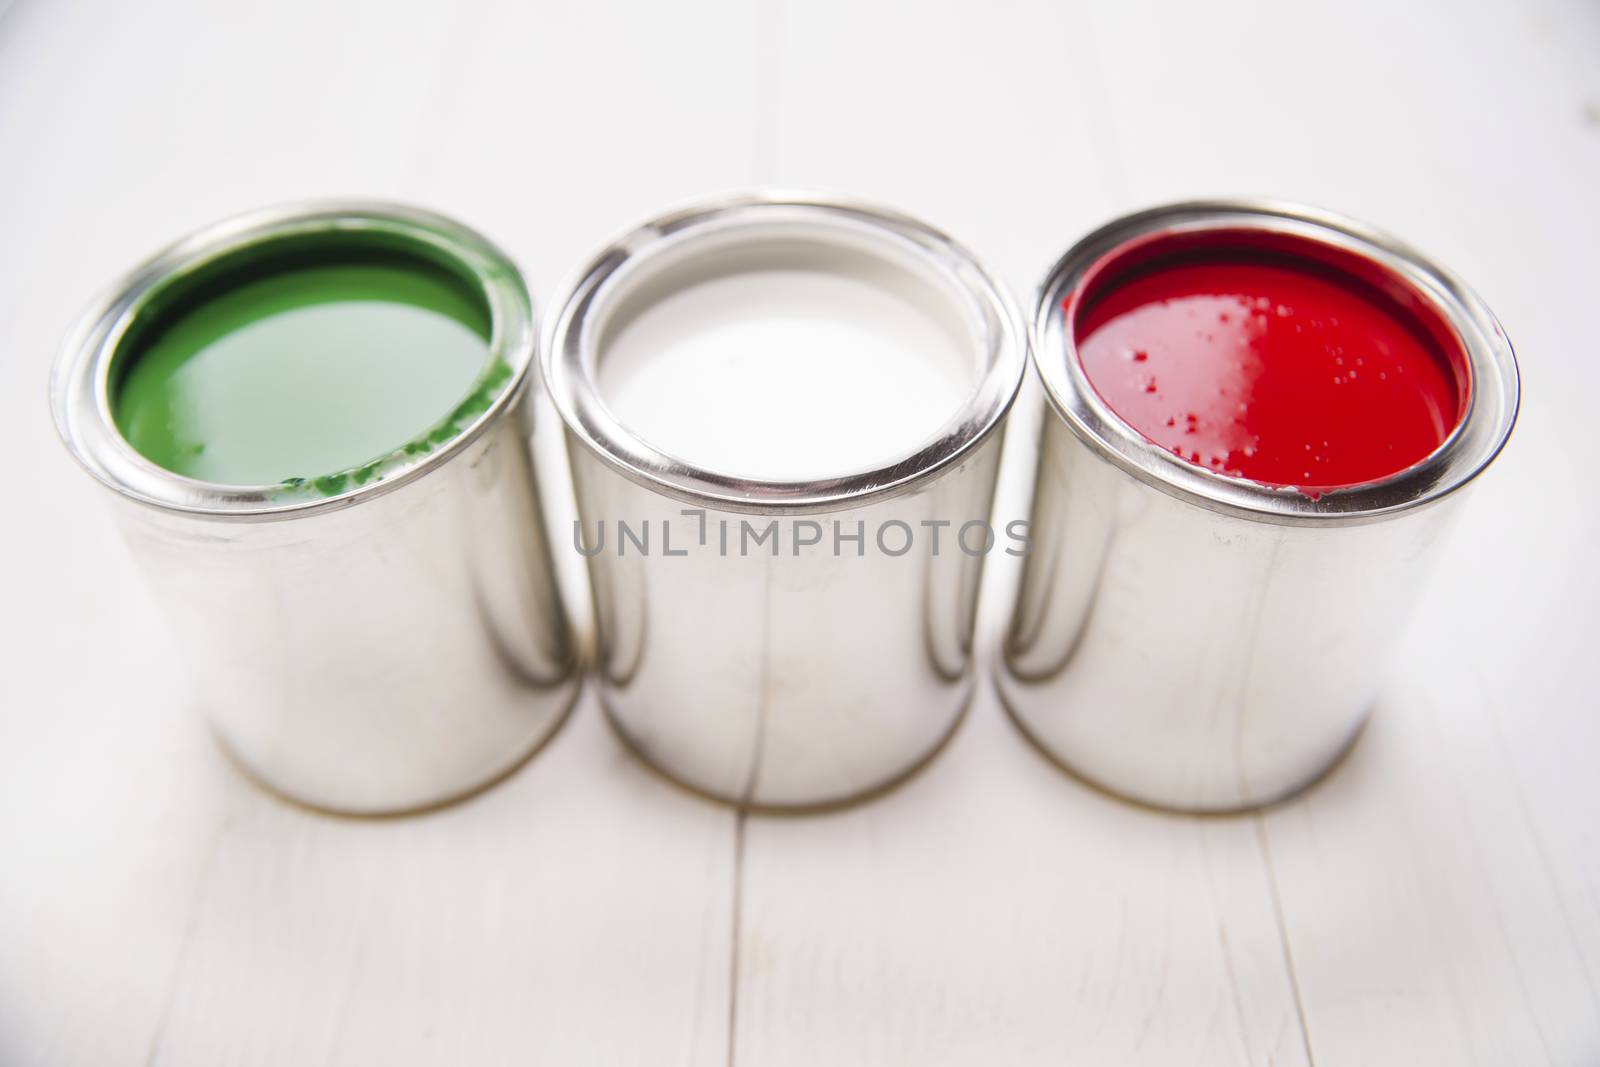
[998,200,1519,812]
[543,192,1026,809]
[52,202,579,814]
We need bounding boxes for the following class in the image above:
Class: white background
[2,0,1597,1064]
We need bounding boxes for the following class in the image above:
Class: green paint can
[52,202,579,814]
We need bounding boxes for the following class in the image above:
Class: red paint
[1072,240,1468,493]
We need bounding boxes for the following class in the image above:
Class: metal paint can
[999,200,1519,813]
[52,202,579,815]
[544,192,1026,809]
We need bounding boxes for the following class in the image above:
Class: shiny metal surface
[545,192,1026,809]
[1000,200,1520,813]
[52,202,579,815]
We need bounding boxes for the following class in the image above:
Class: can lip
[1033,198,1521,526]
[50,200,536,520]
[541,189,1028,515]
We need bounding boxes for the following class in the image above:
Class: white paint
[596,242,975,480]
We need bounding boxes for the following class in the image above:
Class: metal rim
[1033,199,1521,526]
[50,200,535,520]
[541,190,1028,515]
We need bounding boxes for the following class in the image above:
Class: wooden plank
[737,1,1310,1063]
[146,706,737,1067]
[764,0,1124,291]
[1078,0,1600,1060]
[733,700,1311,1066]
[0,0,759,1063]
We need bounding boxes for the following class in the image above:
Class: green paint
[114,253,496,489]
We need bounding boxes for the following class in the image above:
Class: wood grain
[1,0,1596,1063]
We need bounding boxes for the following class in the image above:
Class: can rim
[1032,199,1521,526]
[540,190,1028,515]
[50,200,535,520]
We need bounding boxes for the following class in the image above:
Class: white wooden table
[3,1,1596,1063]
